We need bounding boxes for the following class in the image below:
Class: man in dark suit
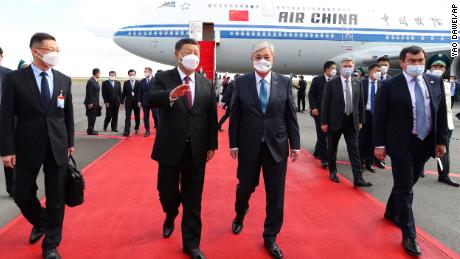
[84,68,101,135]
[358,64,382,173]
[121,69,141,136]
[308,61,336,168]
[102,71,122,132]
[148,38,218,259]
[0,33,74,259]
[296,75,307,112]
[374,56,392,169]
[374,46,448,256]
[139,67,159,137]
[217,74,238,131]
[321,57,372,187]
[0,47,14,197]
[229,42,300,259]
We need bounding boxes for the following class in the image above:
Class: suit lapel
[336,77,345,108]
[192,74,202,111]
[24,66,44,112]
[171,68,189,109]
[396,73,413,114]
[422,74,436,119]
[266,72,278,114]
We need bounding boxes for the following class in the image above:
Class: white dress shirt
[255,71,272,98]
[177,67,196,106]
[366,79,378,110]
[402,71,432,135]
[31,63,54,97]
[324,74,332,81]
[340,75,353,110]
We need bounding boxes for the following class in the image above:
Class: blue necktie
[413,78,428,140]
[370,81,376,114]
[40,72,51,110]
[259,79,268,113]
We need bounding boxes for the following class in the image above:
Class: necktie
[40,72,51,110]
[147,78,150,84]
[130,80,134,87]
[413,78,428,140]
[380,76,384,81]
[259,79,268,113]
[344,79,352,114]
[370,81,376,114]
[184,76,192,109]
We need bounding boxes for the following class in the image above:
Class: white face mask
[430,69,444,77]
[340,67,354,78]
[380,65,389,74]
[129,76,136,80]
[373,72,382,80]
[181,54,200,71]
[405,65,425,77]
[330,69,337,77]
[37,50,60,67]
[253,59,272,73]
[450,79,456,83]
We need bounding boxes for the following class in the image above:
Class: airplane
[113,0,459,78]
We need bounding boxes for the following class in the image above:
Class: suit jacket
[148,68,218,166]
[0,66,13,107]
[321,76,364,131]
[297,79,307,97]
[101,80,122,106]
[139,77,155,106]
[361,77,382,119]
[229,71,300,163]
[0,66,74,168]
[308,74,328,110]
[374,73,448,159]
[84,77,100,106]
[121,80,140,105]
[221,81,234,104]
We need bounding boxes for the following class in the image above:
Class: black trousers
[386,135,430,239]
[14,145,66,250]
[123,102,140,133]
[86,107,97,132]
[358,111,375,165]
[327,115,362,180]
[235,142,287,243]
[143,106,159,131]
[437,130,453,176]
[312,114,328,162]
[104,104,119,130]
[297,95,305,111]
[157,142,205,250]
[217,107,230,129]
[4,166,14,195]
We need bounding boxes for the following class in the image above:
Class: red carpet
[0,109,458,259]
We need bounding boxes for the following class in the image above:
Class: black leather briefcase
[66,156,85,207]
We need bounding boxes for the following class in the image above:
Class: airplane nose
[113,28,127,49]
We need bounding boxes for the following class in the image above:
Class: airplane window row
[228,31,336,39]
[385,35,444,41]
[208,4,259,9]
[275,6,353,12]
[128,30,187,37]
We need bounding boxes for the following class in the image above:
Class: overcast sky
[0,0,453,77]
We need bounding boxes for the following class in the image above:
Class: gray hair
[251,41,275,57]
[340,57,355,64]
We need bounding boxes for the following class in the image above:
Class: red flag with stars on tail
[229,10,249,21]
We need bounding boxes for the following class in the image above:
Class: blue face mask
[340,67,354,78]
[406,65,425,77]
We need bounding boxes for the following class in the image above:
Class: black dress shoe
[403,238,422,257]
[420,171,426,177]
[103,127,107,131]
[365,164,376,173]
[329,171,340,183]
[353,178,372,187]
[374,161,385,169]
[42,248,61,259]
[218,128,224,132]
[438,176,460,187]
[144,131,150,137]
[112,129,119,132]
[122,132,129,137]
[264,241,283,259]
[320,161,328,169]
[163,216,175,238]
[29,227,44,245]
[134,129,139,134]
[184,248,206,259]
[232,214,245,234]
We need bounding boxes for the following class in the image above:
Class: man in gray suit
[321,57,372,187]
[0,47,14,197]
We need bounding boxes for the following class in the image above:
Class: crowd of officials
[0,32,459,259]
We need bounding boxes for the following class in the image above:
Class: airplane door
[188,21,203,41]
[341,26,354,49]
[261,0,275,16]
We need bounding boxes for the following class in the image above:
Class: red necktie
[184,76,192,109]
